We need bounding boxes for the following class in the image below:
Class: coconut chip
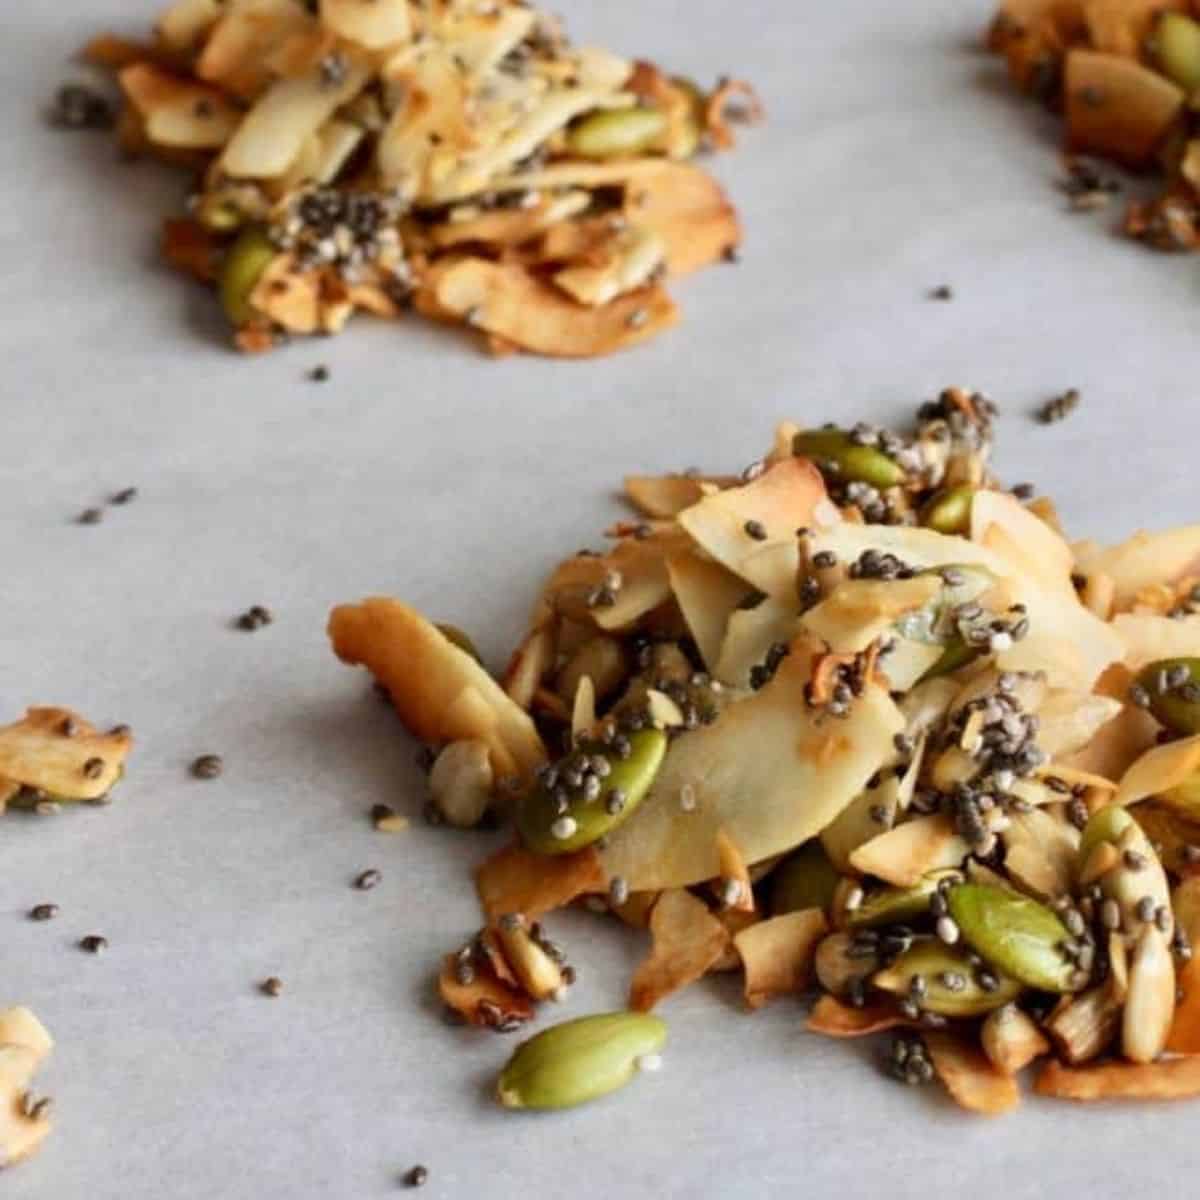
[629,889,730,1012]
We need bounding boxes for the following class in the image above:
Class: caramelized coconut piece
[0,708,132,806]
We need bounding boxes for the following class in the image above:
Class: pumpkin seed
[516,728,666,855]
[920,486,977,536]
[496,1011,667,1110]
[792,429,907,489]
[218,226,276,327]
[1155,11,1200,93]
[847,869,963,930]
[1134,657,1200,735]
[565,107,668,159]
[872,939,1022,1016]
[946,884,1081,993]
[769,841,840,917]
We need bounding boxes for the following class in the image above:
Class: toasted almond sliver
[475,842,606,924]
[1115,733,1200,809]
[714,828,755,914]
[734,909,827,1009]
[1036,1055,1200,1102]
[806,995,906,1038]
[320,0,410,49]
[328,597,545,781]
[924,1032,1021,1116]
[629,889,730,1012]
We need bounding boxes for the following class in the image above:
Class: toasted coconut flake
[849,814,969,888]
[601,641,905,890]
[734,909,827,1009]
[474,842,605,924]
[822,749,921,873]
[553,227,666,308]
[0,707,132,803]
[248,253,322,334]
[1036,690,1123,759]
[704,78,764,150]
[666,553,749,674]
[712,907,761,971]
[0,1007,55,1168]
[1036,1055,1200,1102]
[221,59,369,178]
[157,0,223,49]
[1115,733,1200,809]
[197,0,315,100]
[1137,804,1200,882]
[320,0,409,49]
[1002,808,1080,900]
[677,458,827,598]
[82,32,181,71]
[714,828,755,914]
[924,1032,1021,1116]
[328,597,545,780]
[623,161,741,275]
[417,257,678,358]
[1064,664,1159,782]
[437,952,534,1029]
[714,593,798,688]
[629,888,730,1011]
[1045,985,1122,1065]
[119,63,241,149]
[625,475,713,519]
[1114,613,1200,668]
[802,575,941,655]
[1077,526,1200,612]
[430,192,590,250]
[806,995,906,1038]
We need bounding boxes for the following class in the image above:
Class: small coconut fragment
[0,1008,54,1169]
[629,889,729,1012]
[924,1031,1021,1116]
[980,1004,1050,1075]
[1036,1056,1200,1102]
[475,842,606,924]
[805,995,906,1039]
[0,708,133,804]
[734,909,827,1009]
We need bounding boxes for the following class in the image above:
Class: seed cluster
[848,549,916,581]
[888,1034,934,1086]
[235,605,274,632]
[270,187,409,288]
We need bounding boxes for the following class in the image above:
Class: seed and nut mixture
[988,0,1200,253]
[328,389,1200,1113]
[76,0,761,358]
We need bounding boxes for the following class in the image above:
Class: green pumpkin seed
[947,884,1081,993]
[1156,11,1200,93]
[496,1011,667,1110]
[1135,657,1200,735]
[1078,804,1134,865]
[847,869,963,929]
[920,486,977,536]
[219,227,276,327]
[872,939,1022,1016]
[792,429,906,489]
[435,623,482,663]
[566,107,668,159]
[768,841,840,916]
[516,728,666,855]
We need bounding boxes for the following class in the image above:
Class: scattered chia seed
[110,487,138,505]
[261,977,283,997]
[77,507,103,525]
[191,754,223,780]
[355,869,382,891]
[308,365,330,382]
[404,1165,429,1188]
[49,83,113,130]
[235,605,273,631]
[928,284,953,301]
[79,934,108,954]
[28,904,60,921]
[1037,388,1080,425]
